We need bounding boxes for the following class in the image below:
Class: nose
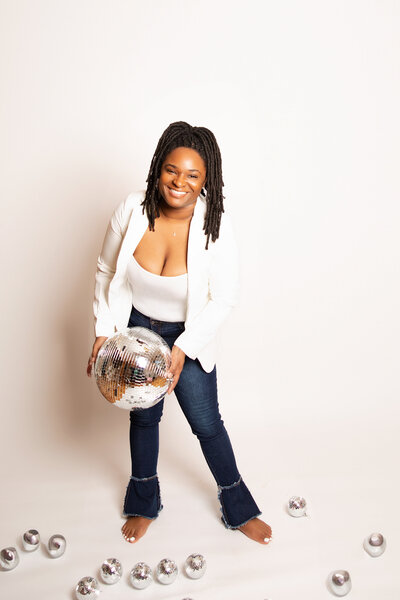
[172,172,185,188]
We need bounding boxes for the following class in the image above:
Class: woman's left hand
[166,345,186,394]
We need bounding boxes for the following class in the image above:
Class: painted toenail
[264,537,271,543]
[129,536,135,542]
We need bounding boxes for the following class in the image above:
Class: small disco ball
[287,496,307,517]
[100,557,123,584]
[327,570,352,596]
[184,553,206,579]
[75,576,100,599]
[130,562,153,589]
[0,547,19,570]
[47,534,66,558]
[22,529,40,551]
[363,532,386,557]
[94,327,172,410]
[156,558,178,584]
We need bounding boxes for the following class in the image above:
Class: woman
[87,121,272,545]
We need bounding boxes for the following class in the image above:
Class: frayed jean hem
[123,473,163,520]
[217,475,262,529]
[121,507,163,520]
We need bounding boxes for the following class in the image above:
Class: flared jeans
[123,305,261,529]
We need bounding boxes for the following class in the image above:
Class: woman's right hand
[87,336,108,377]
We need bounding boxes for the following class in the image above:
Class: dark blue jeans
[123,305,261,528]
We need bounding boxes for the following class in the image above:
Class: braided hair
[142,121,225,249]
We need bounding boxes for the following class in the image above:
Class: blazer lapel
[116,202,149,275]
[187,196,209,313]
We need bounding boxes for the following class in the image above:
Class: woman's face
[158,147,206,211]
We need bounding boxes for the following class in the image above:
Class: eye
[189,174,198,179]
[166,168,176,174]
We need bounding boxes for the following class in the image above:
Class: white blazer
[93,191,239,372]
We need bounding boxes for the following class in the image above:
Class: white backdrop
[1,1,399,599]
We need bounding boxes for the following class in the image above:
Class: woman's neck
[158,199,196,223]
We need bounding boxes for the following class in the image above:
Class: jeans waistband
[128,305,185,339]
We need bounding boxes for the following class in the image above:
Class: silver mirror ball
[287,496,307,517]
[94,327,172,410]
[363,532,386,557]
[130,562,153,589]
[75,576,100,599]
[47,534,66,558]
[22,529,40,551]
[327,570,352,596]
[184,553,206,579]
[100,557,123,584]
[0,547,20,570]
[156,558,178,584]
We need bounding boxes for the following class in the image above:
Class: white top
[126,255,188,322]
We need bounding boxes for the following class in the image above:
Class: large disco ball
[94,327,172,410]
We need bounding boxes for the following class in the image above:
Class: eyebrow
[165,163,202,173]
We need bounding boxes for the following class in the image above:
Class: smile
[167,188,188,198]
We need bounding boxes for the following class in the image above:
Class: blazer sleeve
[173,213,239,359]
[93,197,130,337]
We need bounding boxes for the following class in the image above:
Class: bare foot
[239,517,272,544]
[121,516,153,543]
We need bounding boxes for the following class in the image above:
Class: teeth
[169,189,186,196]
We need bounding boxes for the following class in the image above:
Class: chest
[133,218,191,277]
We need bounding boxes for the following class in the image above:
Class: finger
[87,355,96,377]
[168,355,179,374]
[168,374,180,394]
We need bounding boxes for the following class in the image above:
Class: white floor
[1,397,398,600]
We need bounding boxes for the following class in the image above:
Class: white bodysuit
[126,256,188,323]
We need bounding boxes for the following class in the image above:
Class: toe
[263,526,272,544]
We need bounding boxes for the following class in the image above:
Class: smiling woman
[87,121,272,546]
[160,147,206,210]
